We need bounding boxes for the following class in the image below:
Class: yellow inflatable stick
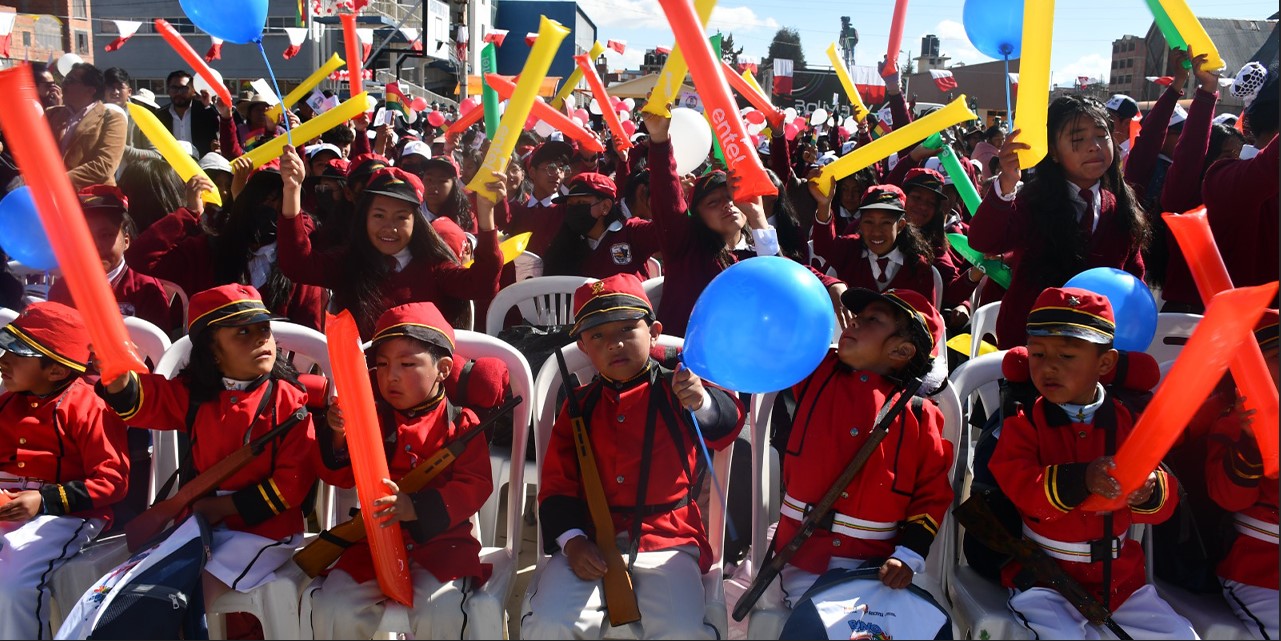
[741,69,767,99]
[814,96,975,196]
[1158,0,1224,71]
[467,16,570,200]
[267,53,345,122]
[826,43,869,122]
[465,232,531,268]
[1013,0,1054,168]
[128,103,222,206]
[551,41,605,110]
[946,334,998,357]
[239,92,369,169]
[642,0,717,117]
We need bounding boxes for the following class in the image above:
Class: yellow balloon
[1013,0,1054,168]
[641,0,717,118]
[127,102,222,206]
[466,16,570,201]
[1158,0,1225,71]
[814,95,976,196]
[238,92,369,170]
[551,41,605,110]
[826,43,869,122]
[267,53,346,122]
[465,232,532,268]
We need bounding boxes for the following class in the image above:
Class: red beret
[554,172,617,203]
[371,302,455,354]
[903,168,946,197]
[364,167,425,206]
[187,284,284,338]
[431,217,468,259]
[859,184,907,213]
[570,274,654,338]
[1026,287,1116,345]
[0,301,91,372]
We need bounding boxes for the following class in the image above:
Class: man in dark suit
[154,70,221,156]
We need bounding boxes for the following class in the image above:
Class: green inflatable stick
[481,43,501,135]
[706,34,727,169]
[921,132,980,216]
[1145,0,1192,69]
[947,232,1012,289]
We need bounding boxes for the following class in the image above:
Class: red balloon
[574,108,589,124]
[410,97,429,112]
[427,110,446,127]
[784,122,800,141]
[743,110,766,125]
[621,119,637,136]
[459,96,481,116]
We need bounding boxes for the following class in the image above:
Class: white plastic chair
[645,256,663,278]
[514,250,544,282]
[641,276,664,312]
[520,337,733,639]
[969,302,1001,359]
[7,259,55,301]
[484,275,596,336]
[157,278,189,331]
[931,264,944,312]
[1146,313,1201,365]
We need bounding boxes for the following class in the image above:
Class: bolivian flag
[385,82,411,119]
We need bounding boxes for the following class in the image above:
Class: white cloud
[923,20,984,67]
[708,6,779,33]
[935,19,968,42]
[1051,53,1111,87]
[577,0,777,33]
[603,47,645,71]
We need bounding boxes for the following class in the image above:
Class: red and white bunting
[399,27,422,52]
[104,19,142,52]
[356,27,374,61]
[282,27,308,60]
[483,29,508,47]
[524,32,538,47]
[655,46,671,55]
[205,36,223,62]
[0,12,16,58]
[328,68,374,81]
[1146,75,1174,86]
[607,39,626,54]
[929,69,958,92]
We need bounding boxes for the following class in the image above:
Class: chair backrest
[123,316,173,367]
[642,276,664,311]
[154,320,333,379]
[157,279,189,331]
[951,350,1006,432]
[513,251,544,282]
[646,256,663,278]
[930,265,943,311]
[484,275,595,336]
[969,301,1001,359]
[1146,313,1202,365]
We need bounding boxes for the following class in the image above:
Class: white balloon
[365,94,379,113]
[56,53,83,77]
[842,116,857,131]
[669,107,713,176]
[746,121,766,136]
[588,98,603,115]
[193,67,224,98]
[810,108,829,127]
[571,115,585,128]
[783,107,798,124]
[563,94,577,111]
[623,98,636,111]
[617,110,630,121]
[533,119,556,137]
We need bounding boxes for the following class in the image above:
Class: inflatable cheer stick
[325,310,414,606]
[551,41,606,110]
[1012,0,1054,168]
[1080,282,1278,512]
[0,67,147,381]
[741,69,768,99]
[467,16,570,200]
[1157,0,1224,71]
[881,0,909,77]
[464,232,532,268]
[575,54,632,151]
[1166,210,1279,476]
[946,233,1012,289]
[642,0,717,118]
[154,19,233,107]
[128,103,222,207]
[480,43,501,135]
[924,133,981,216]
[720,59,784,123]
[267,53,345,122]
[239,92,369,169]
[814,96,975,196]
[445,97,485,136]
[486,76,604,154]
[341,13,364,96]
[826,43,869,122]
[658,0,775,201]
[1144,0,1191,68]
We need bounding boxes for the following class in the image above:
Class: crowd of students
[0,45,1277,640]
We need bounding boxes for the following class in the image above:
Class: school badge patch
[610,243,633,265]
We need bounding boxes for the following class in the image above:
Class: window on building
[75,31,89,54]
[22,32,30,47]
[1128,40,1135,52]
[1127,58,1134,68]
[73,0,87,19]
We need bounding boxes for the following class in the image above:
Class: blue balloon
[1064,267,1157,352]
[180,0,268,45]
[684,257,835,394]
[0,187,56,271]
[963,0,1023,59]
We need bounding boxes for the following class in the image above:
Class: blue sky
[586,0,1277,87]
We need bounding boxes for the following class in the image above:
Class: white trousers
[0,515,102,640]
[1008,584,1199,640]
[308,567,501,639]
[1222,578,1279,640]
[522,545,715,640]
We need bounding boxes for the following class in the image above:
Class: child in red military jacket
[775,288,952,607]
[522,274,746,639]
[541,173,662,280]
[308,302,499,639]
[99,284,318,604]
[0,302,129,639]
[989,287,1194,639]
[1206,311,1278,640]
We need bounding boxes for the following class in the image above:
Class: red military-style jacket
[0,378,130,525]
[777,352,953,574]
[100,372,318,541]
[315,392,492,585]
[50,264,177,335]
[1206,413,1278,590]
[538,362,744,573]
[989,395,1178,606]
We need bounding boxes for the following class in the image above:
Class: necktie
[1078,188,1094,239]
[876,257,890,284]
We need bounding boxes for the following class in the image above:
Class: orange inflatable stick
[656,0,776,201]
[341,14,364,97]
[574,54,632,151]
[719,59,783,123]
[154,20,233,108]
[882,0,910,77]
[325,310,413,606]
[445,99,484,136]
[0,67,147,382]
[1165,209,1279,476]
[486,74,605,153]
[1080,282,1278,512]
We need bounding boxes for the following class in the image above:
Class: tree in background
[720,32,744,67]
[763,27,806,70]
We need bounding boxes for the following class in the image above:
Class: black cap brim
[840,288,930,343]
[0,327,43,359]
[363,189,421,206]
[858,202,906,214]
[211,310,287,329]
[1026,325,1114,344]
[570,309,651,338]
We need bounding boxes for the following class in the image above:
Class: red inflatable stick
[486,74,605,154]
[341,14,364,97]
[882,0,910,76]
[1080,282,1279,512]
[1165,209,1279,477]
[444,98,484,136]
[573,55,632,152]
[656,0,776,201]
[0,67,147,382]
[154,20,233,107]
[324,310,413,606]
[719,60,784,124]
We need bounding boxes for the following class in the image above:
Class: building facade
[493,0,595,93]
[1,0,94,70]
[1109,34,1146,99]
